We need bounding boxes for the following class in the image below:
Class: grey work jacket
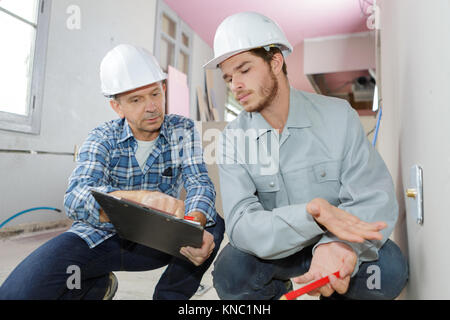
[218,87,398,274]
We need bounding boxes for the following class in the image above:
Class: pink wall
[164,0,369,51]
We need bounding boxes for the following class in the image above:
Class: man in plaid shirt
[0,44,224,300]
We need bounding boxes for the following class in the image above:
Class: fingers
[326,228,366,243]
[329,274,349,295]
[340,221,384,242]
[292,271,333,297]
[180,247,202,266]
[99,209,110,223]
[180,243,214,266]
[306,202,320,217]
[327,249,355,295]
[180,231,215,266]
[308,199,387,243]
[292,271,315,285]
[140,193,185,217]
[374,221,388,230]
[292,241,357,298]
[161,198,184,216]
[119,190,186,218]
[340,249,357,278]
[174,205,185,219]
[318,282,334,297]
[293,272,345,297]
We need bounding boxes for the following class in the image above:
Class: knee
[364,240,409,300]
[381,240,409,299]
[212,244,259,300]
[211,216,225,247]
[0,232,88,300]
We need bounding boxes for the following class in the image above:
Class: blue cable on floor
[0,207,62,230]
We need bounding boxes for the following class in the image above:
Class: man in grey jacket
[204,12,408,300]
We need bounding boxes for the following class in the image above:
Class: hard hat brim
[203,48,252,69]
[203,43,293,69]
[102,73,167,97]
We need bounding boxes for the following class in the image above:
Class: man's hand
[188,211,207,227]
[99,209,110,223]
[109,190,185,218]
[180,230,215,266]
[136,190,185,218]
[306,198,387,243]
[292,242,357,297]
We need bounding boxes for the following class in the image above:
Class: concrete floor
[0,227,315,300]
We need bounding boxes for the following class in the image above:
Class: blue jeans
[213,239,408,300]
[0,216,224,300]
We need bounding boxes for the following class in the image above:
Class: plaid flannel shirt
[64,115,217,248]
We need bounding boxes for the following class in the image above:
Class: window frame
[154,0,193,86]
[0,0,51,134]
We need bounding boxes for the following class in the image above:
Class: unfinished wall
[377,0,450,299]
[190,33,227,121]
[0,0,216,230]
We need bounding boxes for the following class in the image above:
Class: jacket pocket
[158,165,180,194]
[253,174,280,210]
[312,160,340,183]
[308,160,341,204]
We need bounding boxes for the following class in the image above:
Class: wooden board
[196,86,209,121]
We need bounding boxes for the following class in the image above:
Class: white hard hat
[100,44,167,97]
[203,12,293,69]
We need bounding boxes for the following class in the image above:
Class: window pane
[177,51,189,75]
[0,12,36,116]
[160,37,175,71]
[162,13,176,39]
[0,0,38,24]
[181,32,189,48]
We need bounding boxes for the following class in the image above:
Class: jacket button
[269,181,275,187]
[320,172,326,177]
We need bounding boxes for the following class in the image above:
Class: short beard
[250,69,279,113]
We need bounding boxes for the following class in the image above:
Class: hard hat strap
[262,44,291,58]
[263,44,279,52]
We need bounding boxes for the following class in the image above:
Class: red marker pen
[280,271,340,300]
[183,215,201,226]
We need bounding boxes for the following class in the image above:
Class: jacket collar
[247,87,312,140]
[118,116,169,144]
[118,118,134,143]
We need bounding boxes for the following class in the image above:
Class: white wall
[190,33,227,121]
[377,0,450,299]
[0,0,216,229]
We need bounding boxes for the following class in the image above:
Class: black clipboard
[91,190,203,260]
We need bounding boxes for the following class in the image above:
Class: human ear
[109,99,125,119]
[271,52,284,75]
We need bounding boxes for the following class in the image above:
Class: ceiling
[164,0,372,48]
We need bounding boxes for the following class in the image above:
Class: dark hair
[248,46,288,76]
